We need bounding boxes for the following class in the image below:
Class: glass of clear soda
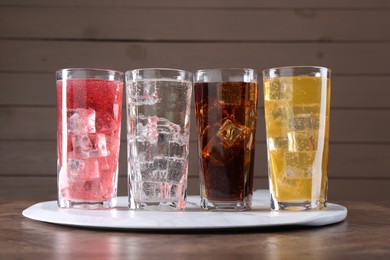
[126,68,193,210]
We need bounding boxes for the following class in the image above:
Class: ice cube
[72,133,108,158]
[200,101,224,126]
[135,161,154,181]
[128,81,159,105]
[288,131,318,152]
[67,157,99,180]
[67,108,96,134]
[202,136,240,166]
[141,182,161,199]
[83,179,101,193]
[265,80,292,101]
[168,142,187,158]
[158,118,181,135]
[82,158,100,179]
[95,111,117,133]
[218,82,242,105]
[113,103,120,120]
[268,137,288,151]
[271,106,290,123]
[153,157,168,170]
[233,106,257,127]
[135,139,157,162]
[289,114,315,131]
[153,170,168,182]
[135,116,158,143]
[71,134,92,152]
[88,133,108,157]
[67,159,84,180]
[157,135,170,155]
[167,159,187,184]
[285,152,316,178]
[293,104,320,115]
[97,156,110,171]
[216,119,249,147]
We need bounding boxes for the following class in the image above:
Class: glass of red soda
[56,68,123,209]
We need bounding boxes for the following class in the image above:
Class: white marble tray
[22,190,347,230]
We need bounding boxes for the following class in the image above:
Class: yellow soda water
[263,76,330,206]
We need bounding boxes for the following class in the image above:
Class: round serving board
[22,190,347,230]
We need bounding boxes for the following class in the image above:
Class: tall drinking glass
[126,68,193,210]
[56,68,123,209]
[194,68,258,211]
[263,66,331,210]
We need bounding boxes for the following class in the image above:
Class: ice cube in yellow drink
[264,76,330,205]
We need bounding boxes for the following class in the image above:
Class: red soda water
[57,79,123,203]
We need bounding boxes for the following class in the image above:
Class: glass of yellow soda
[263,66,331,210]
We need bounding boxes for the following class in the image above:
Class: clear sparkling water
[127,79,192,209]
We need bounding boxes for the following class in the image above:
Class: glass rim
[195,68,256,74]
[56,68,124,76]
[125,67,193,76]
[262,65,331,74]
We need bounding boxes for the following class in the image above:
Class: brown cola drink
[194,69,258,211]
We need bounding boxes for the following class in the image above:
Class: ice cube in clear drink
[128,80,159,105]
[167,159,187,184]
[168,141,187,158]
[153,156,168,170]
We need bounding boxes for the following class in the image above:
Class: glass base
[271,194,326,211]
[58,197,117,209]
[129,199,186,211]
[200,198,252,211]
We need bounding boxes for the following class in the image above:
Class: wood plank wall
[0,0,389,201]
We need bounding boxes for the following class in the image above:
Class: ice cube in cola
[194,81,258,207]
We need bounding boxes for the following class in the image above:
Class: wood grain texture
[1,41,390,74]
[1,0,389,8]
[1,8,389,41]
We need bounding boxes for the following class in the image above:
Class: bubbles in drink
[67,108,96,134]
[264,76,329,203]
[127,79,192,208]
[57,79,123,203]
[216,119,249,147]
[72,133,108,158]
[264,79,292,101]
[194,81,258,201]
[218,82,242,105]
[285,152,316,178]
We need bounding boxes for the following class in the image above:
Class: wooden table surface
[1,187,389,259]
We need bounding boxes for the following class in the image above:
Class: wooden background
[0,0,389,201]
